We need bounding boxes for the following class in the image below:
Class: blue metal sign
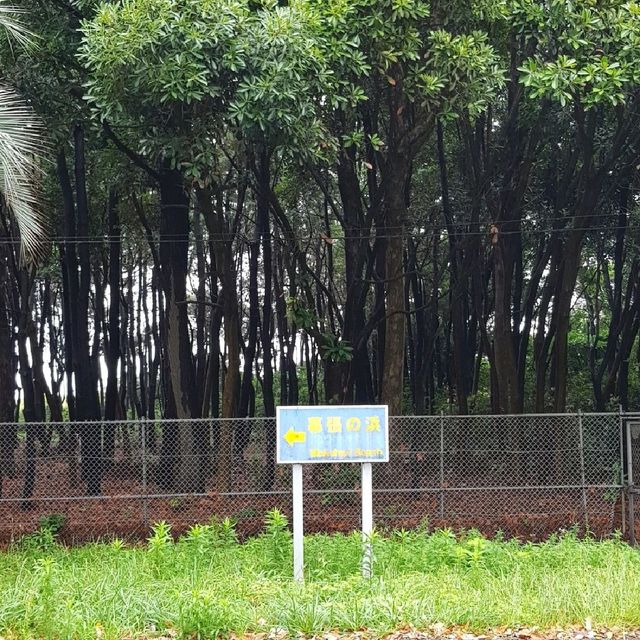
[276,405,389,464]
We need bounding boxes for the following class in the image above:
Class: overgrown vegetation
[1,1,640,472]
[1,512,640,639]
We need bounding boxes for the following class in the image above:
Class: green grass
[1,512,640,639]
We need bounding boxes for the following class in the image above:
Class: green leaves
[81,0,249,118]
[82,0,349,164]
[516,1,640,109]
[229,2,333,149]
[0,86,48,261]
[0,1,49,264]
[421,29,504,117]
[519,55,578,106]
[320,334,353,363]
[519,54,628,108]
[80,0,507,176]
[285,297,316,331]
[0,2,38,50]
[316,0,504,125]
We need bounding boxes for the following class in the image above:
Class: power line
[1,221,639,245]
[2,208,636,245]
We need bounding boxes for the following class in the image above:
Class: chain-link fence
[624,412,640,545]
[0,413,628,543]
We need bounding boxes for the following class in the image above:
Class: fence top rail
[432,412,620,418]
[0,411,628,428]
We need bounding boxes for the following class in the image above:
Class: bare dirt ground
[124,626,640,640]
[0,454,627,544]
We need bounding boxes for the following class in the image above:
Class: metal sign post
[292,463,304,581]
[361,461,373,578]
[276,405,389,581]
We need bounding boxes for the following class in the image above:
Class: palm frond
[0,86,47,262]
[0,2,37,50]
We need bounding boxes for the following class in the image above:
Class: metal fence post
[439,411,444,518]
[141,419,149,530]
[577,411,588,529]
[3,412,634,542]
[625,418,636,546]
[618,406,625,536]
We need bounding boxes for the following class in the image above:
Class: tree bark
[104,189,121,430]
[198,183,244,492]
[158,167,198,491]
[74,126,103,495]
[0,240,16,497]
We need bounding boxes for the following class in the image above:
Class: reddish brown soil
[126,625,640,640]
[0,455,628,545]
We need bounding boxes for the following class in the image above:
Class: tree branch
[103,122,160,182]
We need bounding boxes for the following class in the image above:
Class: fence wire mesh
[0,413,626,543]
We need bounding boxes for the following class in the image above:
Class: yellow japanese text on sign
[276,405,389,464]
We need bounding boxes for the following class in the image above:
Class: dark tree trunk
[74,126,103,495]
[492,231,520,413]
[336,144,374,404]
[202,237,221,419]
[381,155,410,417]
[194,210,208,413]
[57,152,78,432]
[437,122,469,414]
[0,240,16,497]
[126,266,142,418]
[198,184,244,492]
[257,149,276,489]
[158,167,198,491]
[149,267,161,421]
[39,278,63,423]
[104,189,121,427]
[15,267,45,507]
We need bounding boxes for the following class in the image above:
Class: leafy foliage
[517,1,640,108]
[2,522,640,638]
[0,1,47,260]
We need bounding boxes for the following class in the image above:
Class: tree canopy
[0,0,639,493]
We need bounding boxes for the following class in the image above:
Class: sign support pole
[361,461,373,578]
[292,463,304,581]
[277,405,388,581]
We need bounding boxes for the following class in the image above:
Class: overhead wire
[0,220,638,245]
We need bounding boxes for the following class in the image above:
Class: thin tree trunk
[74,126,103,495]
[0,240,17,496]
[158,167,198,491]
[257,149,276,489]
[198,184,244,492]
[104,188,121,444]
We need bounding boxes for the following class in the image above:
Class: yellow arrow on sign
[284,427,306,446]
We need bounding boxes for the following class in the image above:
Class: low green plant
[16,514,66,552]
[263,508,290,539]
[38,513,66,534]
[147,520,173,551]
[456,532,489,567]
[179,517,238,553]
[1,526,640,639]
[109,537,125,551]
[210,516,238,546]
[260,509,291,574]
[19,557,59,637]
[147,520,172,576]
[176,589,243,639]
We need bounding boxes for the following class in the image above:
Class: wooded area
[0,0,640,494]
